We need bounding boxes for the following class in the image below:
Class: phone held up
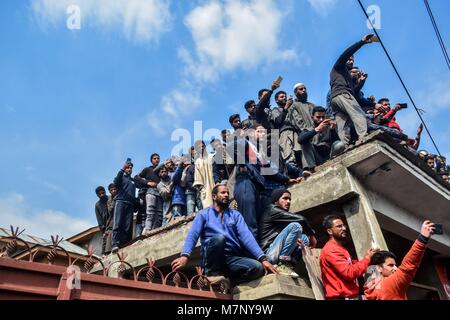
[434,223,443,235]
[276,76,283,84]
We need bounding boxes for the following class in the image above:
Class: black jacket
[255,90,273,130]
[134,165,160,197]
[260,204,315,252]
[330,40,366,100]
[95,198,109,233]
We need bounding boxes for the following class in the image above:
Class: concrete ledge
[289,165,357,213]
[233,274,315,300]
[92,217,200,275]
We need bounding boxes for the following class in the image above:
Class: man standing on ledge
[320,215,377,300]
[111,159,137,254]
[330,34,376,147]
[171,184,278,286]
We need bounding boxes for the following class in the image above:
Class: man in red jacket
[364,220,437,300]
[373,98,404,132]
[320,215,377,300]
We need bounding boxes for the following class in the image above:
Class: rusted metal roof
[0,258,232,300]
[0,230,232,300]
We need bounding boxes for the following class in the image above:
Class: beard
[336,233,348,242]
[296,92,308,103]
[216,198,230,209]
[276,100,286,108]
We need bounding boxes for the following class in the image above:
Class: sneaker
[206,275,231,293]
[141,228,152,237]
[206,275,227,285]
[302,170,312,179]
[276,263,300,278]
[111,246,119,254]
[165,213,173,223]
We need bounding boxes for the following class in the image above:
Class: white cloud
[32,0,172,44]
[149,88,202,135]
[183,0,298,82]
[152,0,298,135]
[307,0,338,15]
[0,193,93,239]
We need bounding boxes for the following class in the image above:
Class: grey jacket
[286,100,315,133]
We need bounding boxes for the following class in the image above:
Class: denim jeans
[161,201,170,226]
[367,122,408,141]
[266,222,309,264]
[202,234,265,286]
[186,190,202,215]
[135,222,144,239]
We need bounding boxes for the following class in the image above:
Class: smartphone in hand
[434,223,443,235]
[371,35,380,42]
[275,76,283,84]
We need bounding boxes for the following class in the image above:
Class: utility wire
[357,0,442,157]
[424,0,450,70]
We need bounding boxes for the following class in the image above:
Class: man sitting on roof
[260,189,317,278]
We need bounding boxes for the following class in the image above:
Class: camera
[434,223,443,235]
[397,103,408,110]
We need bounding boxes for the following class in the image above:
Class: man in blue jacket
[171,184,278,286]
[111,159,137,253]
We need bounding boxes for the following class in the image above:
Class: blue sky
[0,0,449,238]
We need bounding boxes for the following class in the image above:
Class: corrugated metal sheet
[0,227,88,256]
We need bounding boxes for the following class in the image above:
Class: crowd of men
[93,35,447,300]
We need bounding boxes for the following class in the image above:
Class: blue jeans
[266,223,309,264]
[162,201,170,226]
[135,221,143,239]
[202,234,265,286]
[186,190,202,215]
[367,121,408,141]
